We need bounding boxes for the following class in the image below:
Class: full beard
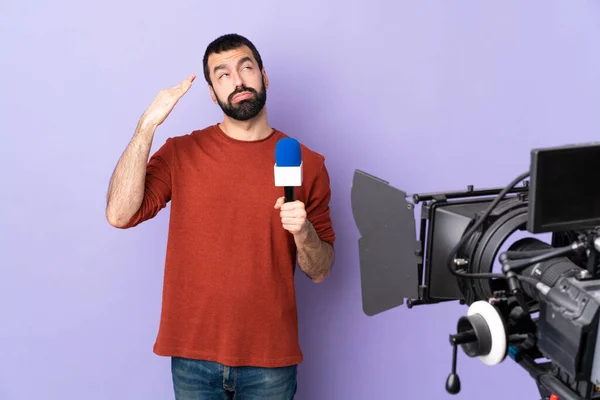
[217,80,267,121]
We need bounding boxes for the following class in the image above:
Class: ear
[262,68,269,89]
[208,84,217,104]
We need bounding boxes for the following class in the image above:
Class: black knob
[446,373,461,394]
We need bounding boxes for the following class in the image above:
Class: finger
[180,73,196,86]
[280,200,304,212]
[281,226,300,233]
[170,76,192,90]
[178,78,194,95]
[280,210,305,219]
[182,74,196,88]
[282,224,299,232]
[274,197,285,209]
[171,74,196,96]
[281,217,303,225]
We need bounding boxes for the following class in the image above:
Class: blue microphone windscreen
[275,138,302,167]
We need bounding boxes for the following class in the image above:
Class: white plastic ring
[467,301,508,366]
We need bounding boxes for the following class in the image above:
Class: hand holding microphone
[273,138,307,236]
[274,197,308,236]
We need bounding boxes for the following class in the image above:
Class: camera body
[351,142,600,400]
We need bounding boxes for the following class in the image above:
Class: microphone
[274,138,303,203]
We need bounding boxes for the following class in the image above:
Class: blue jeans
[171,357,297,400]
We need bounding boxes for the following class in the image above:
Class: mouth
[232,92,253,103]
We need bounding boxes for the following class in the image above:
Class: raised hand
[141,74,196,128]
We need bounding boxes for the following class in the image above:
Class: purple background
[2,1,600,399]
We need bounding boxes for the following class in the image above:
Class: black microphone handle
[284,186,294,203]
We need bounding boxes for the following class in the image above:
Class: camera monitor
[527,142,600,234]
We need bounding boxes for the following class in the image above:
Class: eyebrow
[213,56,254,75]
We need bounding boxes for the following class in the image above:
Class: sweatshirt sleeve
[305,159,336,246]
[120,138,174,229]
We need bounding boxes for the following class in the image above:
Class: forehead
[207,45,257,71]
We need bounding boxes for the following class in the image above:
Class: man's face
[207,46,267,121]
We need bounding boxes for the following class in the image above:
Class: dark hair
[202,33,264,85]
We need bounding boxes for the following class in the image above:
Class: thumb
[177,74,196,95]
[184,73,196,87]
[274,196,285,209]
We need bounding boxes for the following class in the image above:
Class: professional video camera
[351,142,600,400]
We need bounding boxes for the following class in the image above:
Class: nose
[232,72,244,88]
